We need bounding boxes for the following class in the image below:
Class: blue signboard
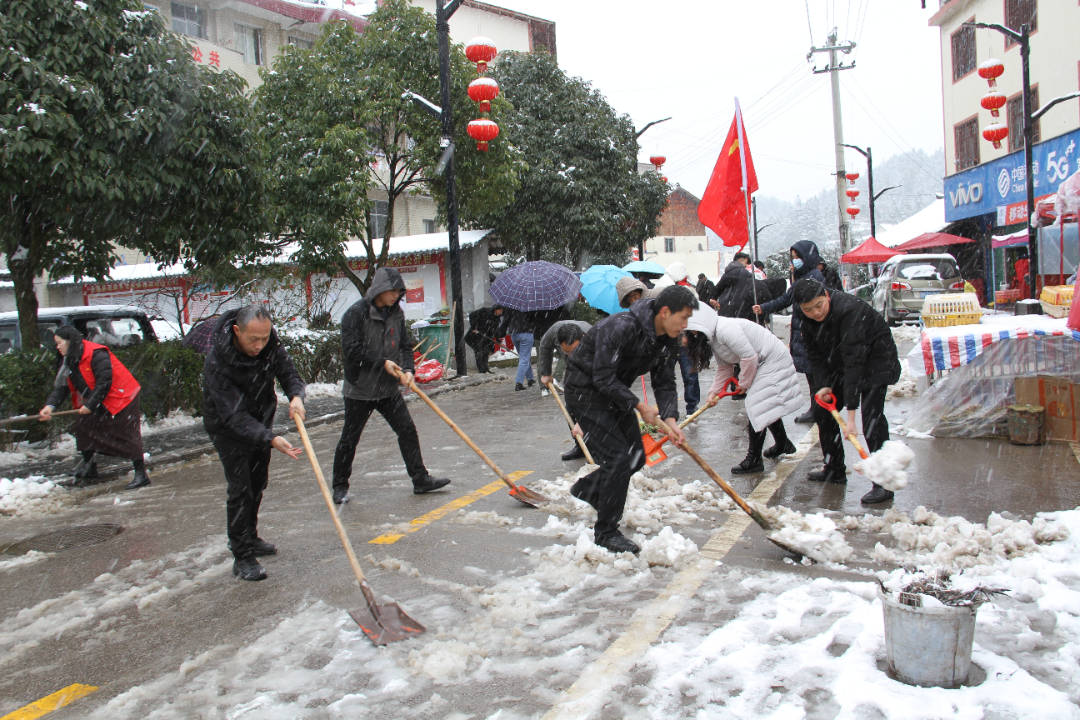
[943,126,1080,223]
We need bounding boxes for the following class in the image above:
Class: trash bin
[880,587,977,688]
[414,322,450,361]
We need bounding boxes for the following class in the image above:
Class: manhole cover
[0,524,124,555]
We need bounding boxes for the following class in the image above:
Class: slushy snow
[855,439,916,490]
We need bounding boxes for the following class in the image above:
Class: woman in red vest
[38,325,149,489]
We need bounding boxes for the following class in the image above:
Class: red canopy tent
[893,232,976,252]
[840,236,902,264]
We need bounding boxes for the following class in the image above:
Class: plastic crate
[994,288,1022,305]
[1040,285,1074,306]
[921,293,982,328]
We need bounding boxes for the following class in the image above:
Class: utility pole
[809,28,855,283]
[405,0,468,375]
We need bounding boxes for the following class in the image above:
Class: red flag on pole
[697,101,758,249]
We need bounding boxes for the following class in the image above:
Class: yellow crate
[1040,285,1074,306]
[920,292,982,328]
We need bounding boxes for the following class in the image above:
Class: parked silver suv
[0,305,158,353]
[871,253,964,325]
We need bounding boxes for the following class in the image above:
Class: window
[287,35,313,49]
[950,22,976,81]
[235,24,263,65]
[422,219,436,234]
[1007,86,1040,151]
[664,237,675,253]
[954,116,980,171]
[1004,0,1037,47]
[369,200,389,239]
[171,2,205,38]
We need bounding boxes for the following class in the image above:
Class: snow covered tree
[255,0,519,293]
[0,0,266,347]
[479,51,669,267]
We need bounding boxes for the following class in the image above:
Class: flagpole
[734,98,759,315]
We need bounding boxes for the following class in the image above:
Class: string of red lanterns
[648,155,668,183]
[844,172,860,217]
[977,58,1008,148]
[465,37,499,151]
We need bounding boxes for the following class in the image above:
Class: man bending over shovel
[563,285,695,554]
[537,320,591,461]
[332,267,450,505]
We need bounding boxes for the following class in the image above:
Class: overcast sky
[484,0,946,203]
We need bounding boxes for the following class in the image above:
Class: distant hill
[753,148,944,264]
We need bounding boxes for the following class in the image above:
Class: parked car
[871,253,964,325]
[0,305,158,353]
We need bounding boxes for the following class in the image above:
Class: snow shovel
[679,440,805,560]
[294,415,425,645]
[544,380,594,464]
[814,392,870,460]
[395,369,547,508]
[640,377,740,467]
[0,409,80,427]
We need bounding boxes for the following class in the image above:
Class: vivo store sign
[943,127,1080,222]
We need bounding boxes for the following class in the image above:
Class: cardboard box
[1014,376,1080,442]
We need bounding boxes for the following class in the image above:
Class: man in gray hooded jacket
[331,267,450,504]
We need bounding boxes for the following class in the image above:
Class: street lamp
[839,143,900,239]
[751,196,774,262]
[964,20,1080,300]
[402,0,469,376]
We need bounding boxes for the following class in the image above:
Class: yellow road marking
[542,427,816,720]
[368,471,534,544]
[2,684,98,720]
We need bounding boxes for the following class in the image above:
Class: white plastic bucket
[880,587,977,688]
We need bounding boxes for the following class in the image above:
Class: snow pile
[886,360,919,399]
[140,409,199,436]
[854,439,915,491]
[756,503,854,564]
[0,549,49,571]
[0,475,69,516]
[849,506,1070,569]
[303,382,343,399]
[0,434,76,470]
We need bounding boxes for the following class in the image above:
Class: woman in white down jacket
[685,306,804,474]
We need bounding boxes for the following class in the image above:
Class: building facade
[641,185,737,282]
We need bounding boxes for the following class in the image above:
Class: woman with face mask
[750,241,827,424]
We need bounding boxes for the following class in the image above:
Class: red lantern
[649,155,666,169]
[846,188,860,200]
[467,77,499,113]
[846,205,860,217]
[982,122,1009,149]
[467,118,499,151]
[981,89,1006,117]
[845,172,859,183]
[977,58,1004,87]
[661,176,668,183]
[465,37,497,74]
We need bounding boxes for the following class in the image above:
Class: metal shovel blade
[508,483,547,507]
[349,583,426,645]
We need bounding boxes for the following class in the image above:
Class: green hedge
[0,330,344,448]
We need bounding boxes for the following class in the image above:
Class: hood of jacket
[686,304,719,337]
[364,267,406,304]
[790,241,823,278]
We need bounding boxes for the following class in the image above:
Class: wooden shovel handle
[294,416,368,584]
[814,393,869,459]
[544,381,594,464]
[680,441,760,520]
[397,372,518,491]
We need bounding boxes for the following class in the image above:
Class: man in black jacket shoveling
[203,305,306,582]
[794,278,901,504]
[332,267,450,505]
[563,285,694,555]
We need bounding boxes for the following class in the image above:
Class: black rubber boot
[233,557,267,581]
[125,469,150,490]
[332,487,349,504]
[731,454,764,475]
[250,538,278,556]
[560,444,586,461]
[413,475,451,494]
[595,531,640,555]
[763,440,797,458]
[808,467,847,484]
[794,409,815,424]
[861,483,895,504]
[74,452,99,481]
